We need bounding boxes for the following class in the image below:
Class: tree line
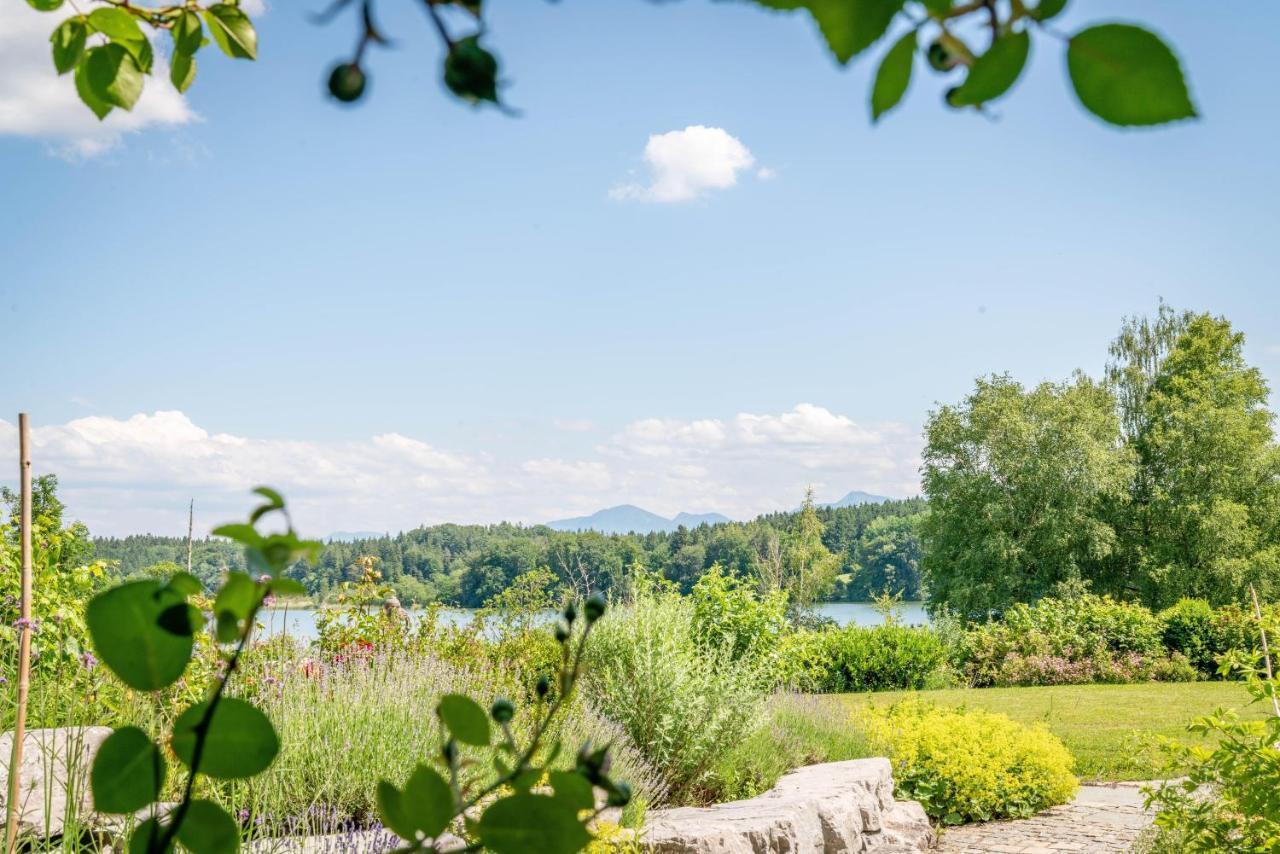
[90,496,927,608]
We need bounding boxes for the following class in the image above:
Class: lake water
[260,600,929,641]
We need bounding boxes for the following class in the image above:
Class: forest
[89,497,928,608]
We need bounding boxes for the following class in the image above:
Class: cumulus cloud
[0,405,921,536]
[610,125,765,203]
[0,2,198,157]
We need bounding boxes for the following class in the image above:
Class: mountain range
[545,505,732,535]
[545,491,891,534]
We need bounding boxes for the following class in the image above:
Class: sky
[1,0,1278,538]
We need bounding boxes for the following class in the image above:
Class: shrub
[861,700,1077,824]
[777,624,946,693]
[1159,599,1220,675]
[690,564,788,663]
[961,594,1183,687]
[584,588,766,805]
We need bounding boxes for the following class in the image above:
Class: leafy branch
[26,0,1196,128]
[376,594,632,854]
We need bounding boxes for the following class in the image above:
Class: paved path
[936,784,1155,853]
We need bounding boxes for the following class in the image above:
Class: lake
[260,600,929,641]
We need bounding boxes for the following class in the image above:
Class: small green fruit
[944,86,963,108]
[535,675,550,698]
[584,593,606,623]
[328,62,366,103]
[490,698,515,724]
[926,40,953,72]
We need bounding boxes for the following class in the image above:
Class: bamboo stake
[1249,584,1280,720]
[4,415,33,854]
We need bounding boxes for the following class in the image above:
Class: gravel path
[935,783,1156,853]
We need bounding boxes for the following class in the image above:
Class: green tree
[778,489,840,611]
[846,512,926,600]
[920,373,1133,618]
[1130,314,1280,605]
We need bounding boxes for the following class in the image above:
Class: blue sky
[1,0,1278,536]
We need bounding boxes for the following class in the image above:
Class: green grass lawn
[827,681,1267,782]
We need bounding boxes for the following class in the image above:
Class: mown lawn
[826,682,1267,782]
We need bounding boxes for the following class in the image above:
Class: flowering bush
[961,593,1185,687]
[862,700,1077,824]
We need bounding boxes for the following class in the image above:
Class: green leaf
[171,52,196,93]
[403,764,454,838]
[175,800,239,854]
[74,57,113,119]
[1029,0,1067,22]
[204,4,257,60]
[919,0,949,14]
[269,576,307,596]
[157,602,204,637]
[437,694,491,746]
[171,698,279,779]
[870,30,915,121]
[1067,24,1196,127]
[164,572,203,597]
[475,794,591,854]
[215,571,260,622]
[754,0,904,64]
[173,10,204,56]
[211,523,263,547]
[50,17,88,75]
[28,0,64,9]
[548,771,594,812]
[81,44,144,111]
[87,7,151,70]
[376,782,417,841]
[215,610,240,644]
[951,30,1029,106]
[91,727,165,814]
[129,818,172,854]
[87,580,192,690]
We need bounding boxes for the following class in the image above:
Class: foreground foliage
[77,489,627,854]
[26,0,1196,128]
[861,699,1077,824]
[1145,599,1280,852]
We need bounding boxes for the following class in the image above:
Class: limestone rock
[0,726,112,839]
[641,758,934,853]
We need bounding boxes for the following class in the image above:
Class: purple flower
[79,652,97,671]
[13,617,33,630]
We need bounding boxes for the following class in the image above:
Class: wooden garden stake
[4,414,33,854]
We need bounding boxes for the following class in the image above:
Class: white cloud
[610,125,765,203]
[0,405,922,536]
[0,2,197,157]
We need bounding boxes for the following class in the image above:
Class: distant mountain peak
[546,506,730,535]
[824,490,890,508]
